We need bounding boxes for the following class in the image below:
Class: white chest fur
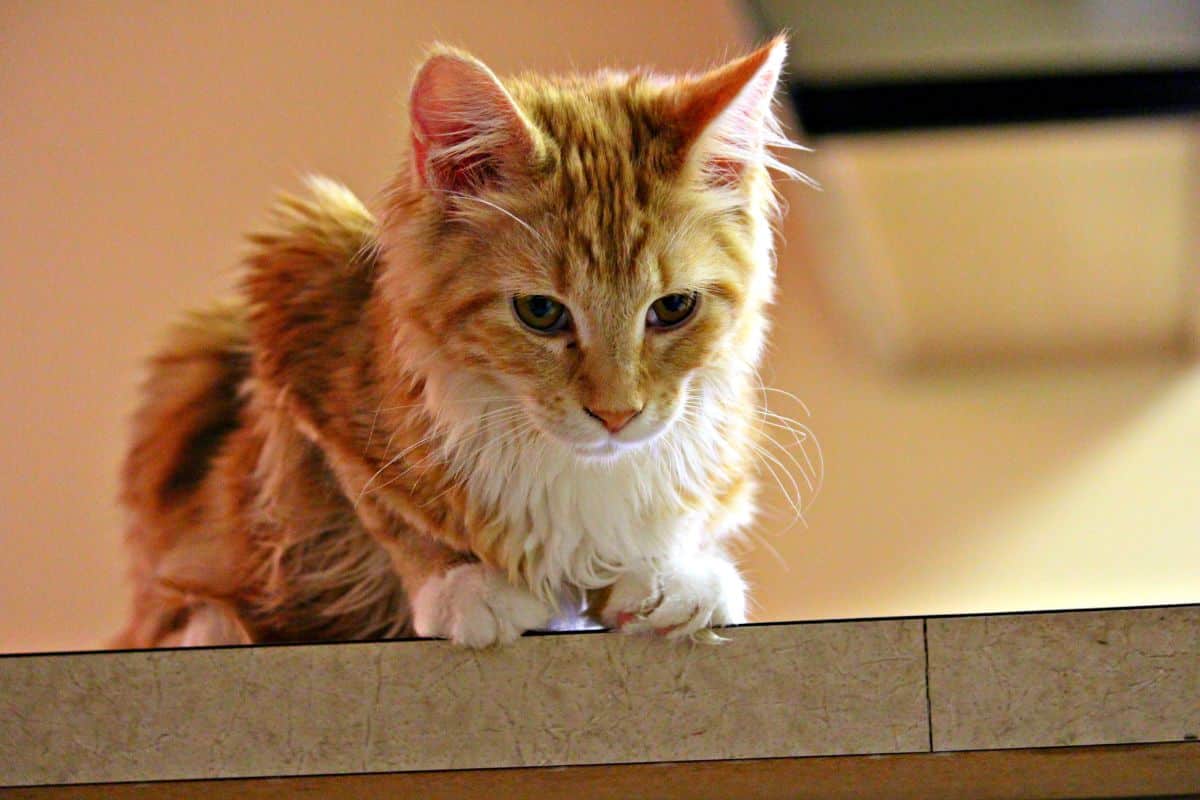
[437,385,730,601]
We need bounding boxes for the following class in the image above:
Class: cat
[114,36,803,649]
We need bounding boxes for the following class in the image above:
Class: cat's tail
[121,299,250,520]
[113,299,252,648]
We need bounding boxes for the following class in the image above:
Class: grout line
[923,618,934,752]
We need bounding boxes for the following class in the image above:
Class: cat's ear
[409,48,539,195]
[670,36,792,185]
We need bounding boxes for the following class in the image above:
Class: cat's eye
[513,295,570,333]
[646,292,699,329]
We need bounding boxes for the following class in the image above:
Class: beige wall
[2,1,1197,653]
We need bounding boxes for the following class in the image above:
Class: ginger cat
[115,38,803,649]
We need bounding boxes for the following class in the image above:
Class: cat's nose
[585,406,641,434]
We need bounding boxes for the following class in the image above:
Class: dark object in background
[748,0,1200,135]
[746,0,1200,367]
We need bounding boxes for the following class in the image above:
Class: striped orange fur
[115,38,799,648]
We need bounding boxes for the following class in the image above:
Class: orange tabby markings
[114,38,800,649]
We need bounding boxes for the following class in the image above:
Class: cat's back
[121,299,250,531]
[122,177,379,548]
[116,178,387,648]
[115,298,253,646]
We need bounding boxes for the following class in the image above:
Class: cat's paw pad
[603,555,747,640]
[412,563,553,648]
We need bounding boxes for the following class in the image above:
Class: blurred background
[1,1,1197,653]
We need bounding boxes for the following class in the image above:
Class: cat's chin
[540,416,675,463]
[573,439,637,462]
[570,430,664,462]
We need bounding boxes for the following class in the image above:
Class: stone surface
[0,621,928,786]
[9,606,1197,787]
[927,606,1200,750]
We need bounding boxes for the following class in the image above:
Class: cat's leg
[410,562,557,648]
[382,527,556,647]
[117,596,253,648]
[172,602,254,647]
[598,545,747,640]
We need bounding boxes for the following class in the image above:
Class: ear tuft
[672,36,805,187]
[409,48,537,195]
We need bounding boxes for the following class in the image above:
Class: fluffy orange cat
[115,37,803,649]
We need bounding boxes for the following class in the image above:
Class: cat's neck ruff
[426,370,730,602]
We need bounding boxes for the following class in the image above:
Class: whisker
[443,191,546,248]
[746,439,804,521]
[742,525,789,571]
[367,395,518,414]
[368,406,528,497]
[756,424,816,495]
[752,408,824,500]
[356,430,442,504]
[362,403,384,456]
[752,373,824,500]
[422,418,540,508]
[755,385,814,418]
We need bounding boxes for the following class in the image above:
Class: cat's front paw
[601,553,747,640]
[411,563,554,648]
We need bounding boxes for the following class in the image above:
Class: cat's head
[381,39,798,459]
